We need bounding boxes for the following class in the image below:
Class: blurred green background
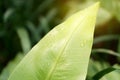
[0,0,120,80]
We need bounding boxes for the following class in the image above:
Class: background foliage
[0,0,120,80]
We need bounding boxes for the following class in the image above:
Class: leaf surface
[8,2,99,80]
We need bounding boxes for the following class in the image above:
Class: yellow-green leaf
[8,2,99,80]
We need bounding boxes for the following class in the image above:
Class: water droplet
[80,40,87,47]
[47,63,50,66]
[80,43,84,47]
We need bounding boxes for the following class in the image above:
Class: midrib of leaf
[45,15,86,80]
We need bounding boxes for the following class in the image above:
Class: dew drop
[80,43,84,47]
[47,63,50,66]
[80,40,87,47]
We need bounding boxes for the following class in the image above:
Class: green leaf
[92,67,117,80]
[94,35,120,44]
[8,2,99,80]
[92,48,120,57]
[16,27,31,53]
[87,59,120,80]
[0,53,24,80]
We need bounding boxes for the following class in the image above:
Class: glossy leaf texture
[8,2,99,80]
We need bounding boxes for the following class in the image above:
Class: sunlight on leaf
[8,2,99,80]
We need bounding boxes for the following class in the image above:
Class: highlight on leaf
[8,2,99,80]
